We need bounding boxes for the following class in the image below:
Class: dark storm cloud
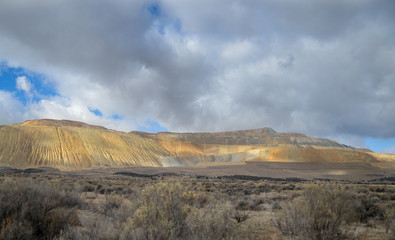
[164,0,395,40]
[0,0,394,144]
[0,0,162,81]
[0,0,212,125]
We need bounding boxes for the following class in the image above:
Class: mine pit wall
[156,139,380,167]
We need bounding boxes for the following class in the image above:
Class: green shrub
[123,181,191,239]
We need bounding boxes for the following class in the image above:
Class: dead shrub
[0,178,81,240]
[99,194,124,217]
[122,180,255,240]
[384,204,395,235]
[354,193,384,223]
[61,212,123,240]
[186,202,247,240]
[82,184,95,192]
[181,190,211,207]
[274,185,356,240]
[232,209,250,223]
[235,196,264,211]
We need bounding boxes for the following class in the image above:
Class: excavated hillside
[0,120,170,169]
[0,119,394,170]
[133,129,392,166]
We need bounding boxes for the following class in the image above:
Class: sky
[0,0,394,153]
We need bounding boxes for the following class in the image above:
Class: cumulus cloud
[16,76,32,94]
[0,90,25,124]
[28,96,137,132]
[0,0,394,146]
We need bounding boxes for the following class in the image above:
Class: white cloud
[28,96,138,132]
[0,90,25,124]
[221,40,256,63]
[16,76,32,94]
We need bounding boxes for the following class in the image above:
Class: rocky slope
[0,119,393,170]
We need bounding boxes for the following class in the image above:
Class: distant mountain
[0,119,393,170]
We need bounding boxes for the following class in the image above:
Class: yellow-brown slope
[0,120,170,170]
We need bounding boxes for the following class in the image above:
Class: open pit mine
[0,119,394,170]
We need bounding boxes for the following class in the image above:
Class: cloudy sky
[0,0,394,153]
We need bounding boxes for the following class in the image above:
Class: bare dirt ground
[63,161,395,182]
[1,161,394,183]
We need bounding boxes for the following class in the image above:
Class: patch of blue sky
[148,3,160,17]
[172,19,182,33]
[89,108,123,121]
[0,64,27,92]
[89,108,103,117]
[111,114,123,120]
[365,137,395,153]
[146,2,182,35]
[0,63,58,105]
[139,120,168,133]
